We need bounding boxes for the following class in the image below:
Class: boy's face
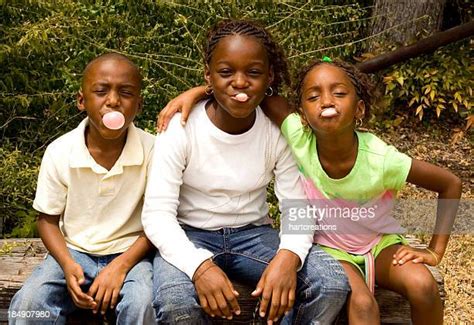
[77,58,142,140]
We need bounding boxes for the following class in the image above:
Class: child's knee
[350,291,379,316]
[152,282,204,323]
[153,282,198,310]
[10,283,52,311]
[405,272,439,303]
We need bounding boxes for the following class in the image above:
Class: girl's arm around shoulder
[157,86,208,132]
[260,95,294,128]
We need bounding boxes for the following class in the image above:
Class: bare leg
[375,245,443,325]
[340,261,380,325]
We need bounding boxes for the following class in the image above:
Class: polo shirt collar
[69,118,144,173]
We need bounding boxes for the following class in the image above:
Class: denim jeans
[9,248,155,325]
[153,224,349,324]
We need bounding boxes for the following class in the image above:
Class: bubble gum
[102,111,125,130]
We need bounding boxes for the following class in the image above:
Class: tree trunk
[358,20,474,73]
[369,0,446,51]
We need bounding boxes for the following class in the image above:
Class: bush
[0,145,40,237]
[2,1,470,237]
[381,40,473,123]
[1,1,372,236]
[1,1,372,149]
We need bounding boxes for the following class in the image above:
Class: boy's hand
[63,261,96,309]
[251,250,299,324]
[392,245,440,266]
[88,260,127,315]
[157,86,207,132]
[193,259,240,320]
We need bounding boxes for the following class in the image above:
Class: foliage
[1,0,373,150]
[381,41,473,122]
[0,144,40,237]
[1,0,374,236]
[1,1,471,237]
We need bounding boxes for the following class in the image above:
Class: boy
[9,53,156,324]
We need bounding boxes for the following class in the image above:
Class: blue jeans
[9,248,155,325]
[153,225,349,324]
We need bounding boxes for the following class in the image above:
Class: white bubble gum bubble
[102,111,125,130]
[321,107,338,118]
[235,93,249,102]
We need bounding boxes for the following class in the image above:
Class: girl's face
[301,64,364,134]
[205,34,273,119]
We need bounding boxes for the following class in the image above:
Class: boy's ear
[356,99,366,120]
[77,89,86,112]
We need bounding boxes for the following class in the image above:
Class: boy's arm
[156,86,207,132]
[393,159,462,266]
[87,234,154,315]
[260,95,294,128]
[37,213,96,309]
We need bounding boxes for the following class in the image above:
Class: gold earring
[205,85,213,95]
[355,118,363,128]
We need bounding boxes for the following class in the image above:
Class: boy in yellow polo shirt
[9,53,156,324]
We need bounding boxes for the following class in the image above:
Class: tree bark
[358,20,474,73]
[369,0,446,50]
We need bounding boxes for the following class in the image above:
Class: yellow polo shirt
[33,118,155,255]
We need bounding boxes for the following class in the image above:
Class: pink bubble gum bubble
[235,93,249,102]
[102,111,125,130]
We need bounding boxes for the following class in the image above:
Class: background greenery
[1,0,472,237]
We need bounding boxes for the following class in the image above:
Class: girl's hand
[193,259,240,320]
[87,260,128,315]
[392,245,440,266]
[157,86,207,132]
[251,250,299,324]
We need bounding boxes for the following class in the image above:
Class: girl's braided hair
[203,19,290,92]
[294,59,375,125]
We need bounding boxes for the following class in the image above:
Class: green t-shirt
[281,113,412,203]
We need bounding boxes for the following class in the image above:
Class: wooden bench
[0,237,444,324]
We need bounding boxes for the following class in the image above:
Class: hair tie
[322,56,332,63]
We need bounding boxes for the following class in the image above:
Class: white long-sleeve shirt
[142,100,312,279]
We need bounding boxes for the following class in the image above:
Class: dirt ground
[375,116,473,324]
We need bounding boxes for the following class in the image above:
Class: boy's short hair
[82,52,143,89]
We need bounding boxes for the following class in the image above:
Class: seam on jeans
[293,302,305,324]
[51,306,62,324]
[213,252,225,262]
[229,252,272,265]
[296,272,312,290]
